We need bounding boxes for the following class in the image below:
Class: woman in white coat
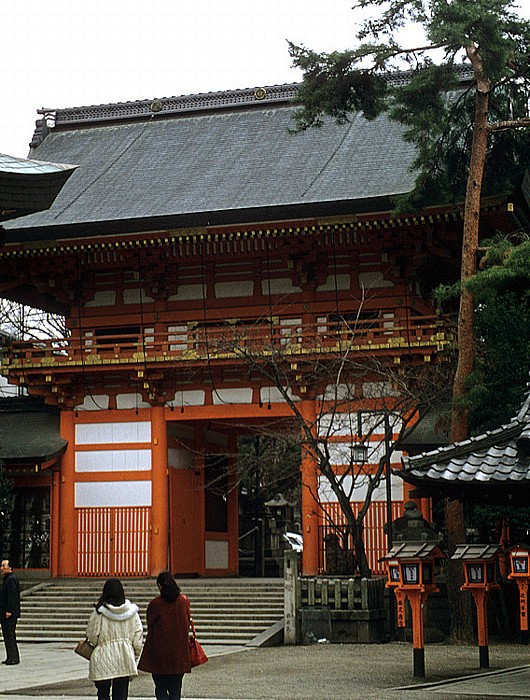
[86,578,144,700]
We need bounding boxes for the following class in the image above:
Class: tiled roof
[382,541,445,560]
[0,152,76,222]
[401,390,530,495]
[3,82,418,239]
[452,544,500,561]
[0,397,67,462]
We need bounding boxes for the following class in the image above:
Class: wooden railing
[2,314,453,371]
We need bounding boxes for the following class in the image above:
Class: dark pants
[0,615,19,664]
[94,676,129,700]
[152,673,184,700]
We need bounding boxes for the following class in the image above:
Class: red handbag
[189,636,208,667]
[186,596,208,668]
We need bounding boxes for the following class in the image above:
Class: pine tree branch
[488,117,530,132]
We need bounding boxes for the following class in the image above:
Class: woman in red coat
[138,572,192,700]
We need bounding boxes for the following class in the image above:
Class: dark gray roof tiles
[382,541,445,560]
[452,544,500,560]
[0,411,66,462]
[0,152,77,221]
[4,83,417,238]
[401,389,530,489]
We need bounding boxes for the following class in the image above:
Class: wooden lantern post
[452,544,500,668]
[508,545,530,644]
[383,542,445,678]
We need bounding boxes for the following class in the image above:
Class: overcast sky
[1,0,363,158]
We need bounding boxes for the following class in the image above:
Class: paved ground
[1,641,530,700]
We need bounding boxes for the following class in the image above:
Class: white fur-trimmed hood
[97,599,139,621]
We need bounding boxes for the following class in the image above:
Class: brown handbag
[74,638,95,660]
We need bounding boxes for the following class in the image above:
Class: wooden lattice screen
[77,507,150,576]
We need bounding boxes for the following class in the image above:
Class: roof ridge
[30,65,474,142]
[39,83,300,130]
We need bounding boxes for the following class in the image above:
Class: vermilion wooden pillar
[151,406,169,574]
[300,399,319,575]
[50,469,60,577]
[59,410,77,576]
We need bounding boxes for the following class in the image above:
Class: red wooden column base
[470,588,490,668]
[407,589,428,678]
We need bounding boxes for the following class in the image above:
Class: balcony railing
[2,314,453,372]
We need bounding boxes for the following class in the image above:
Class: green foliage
[289,0,530,208]
[288,42,388,130]
[462,237,530,432]
[466,502,530,544]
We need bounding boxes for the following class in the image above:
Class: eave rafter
[0,207,468,260]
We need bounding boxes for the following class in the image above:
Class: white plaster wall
[215,280,254,298]
[205,540,229,569]
[168,325,188,351]
[122,288,154,304]
[75,421,151,445]
[212,387,253,405]
[318,473,403,503]
[316,274,351,292]
[362,381,397,399]
[261,278,302,295]
[84,291,117,307]
[75,481,152,507]
[318,412,359,437]
[75,449,151,472]
[327,440,403,467]
[168,284,206,301]
[319,384,355,402]
[75,395,110,411]
[358,271,393,289]
[168,390,205,407]
[259,386,300,403]
[116,394,151,410]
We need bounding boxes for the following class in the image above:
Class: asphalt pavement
[1,641,530,700]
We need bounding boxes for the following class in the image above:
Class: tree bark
[446,47,491,643]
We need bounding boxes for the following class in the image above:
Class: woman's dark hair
[156,571,181,602]
[96,578,126,611]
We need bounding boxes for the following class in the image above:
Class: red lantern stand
[383,542,445,678]
[508,546,530,644]
[452,544,500,668]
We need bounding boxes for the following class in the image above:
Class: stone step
[15,578,284,646]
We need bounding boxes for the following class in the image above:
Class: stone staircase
[16,578,285,647]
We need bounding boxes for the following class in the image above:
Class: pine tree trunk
[446,50,491,643]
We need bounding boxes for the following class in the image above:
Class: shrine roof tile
[401,390,530,489]
[3,83,418,240]
[0,398,66,463]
